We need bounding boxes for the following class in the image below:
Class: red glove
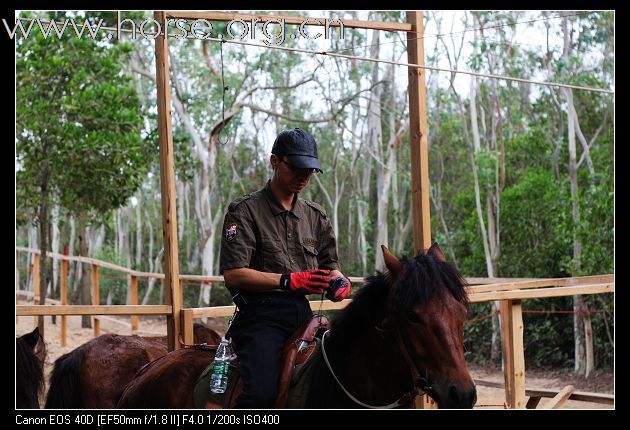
[326,276,351,302]
[280,269,332,295]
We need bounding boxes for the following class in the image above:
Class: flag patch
[225,223,237,241]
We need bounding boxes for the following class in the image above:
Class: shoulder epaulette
[228,194,252,212]
[304,200,328,218]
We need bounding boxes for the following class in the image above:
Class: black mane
[16,329,46,408]
[331,252,469,338]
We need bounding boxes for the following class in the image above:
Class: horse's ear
[381,245,402,279]
[23,327,41,350]
[428,242,446,263]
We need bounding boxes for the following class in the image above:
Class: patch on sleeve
[225,223,238,241]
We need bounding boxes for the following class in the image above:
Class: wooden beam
[406,11,431,253]
[155,11,183,352]
[475,379,614,405]
[16,305,171,316]
[547,385,575,409]
[164,11,412,32]
[467,275,614,293]
[469,283,613,302]
[500,299,526,408]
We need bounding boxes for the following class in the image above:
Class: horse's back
[80,335,169,408]
[117,348,214,409]
[46,325,221,409]
[47,334,168,408]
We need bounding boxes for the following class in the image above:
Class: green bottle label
[213,361,228,375]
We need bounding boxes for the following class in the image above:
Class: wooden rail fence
[16,247,613,408]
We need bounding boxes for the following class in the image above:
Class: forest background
[14,10,614,376]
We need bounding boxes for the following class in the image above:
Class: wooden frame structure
[153,9,431,351]
[153,9,433,407]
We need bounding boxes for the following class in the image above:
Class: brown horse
[117,245,477,409]
[16,327,46,409]
[45,323,220,408]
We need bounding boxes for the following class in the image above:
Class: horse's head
[382,244,476,409]
[16,327,46,408]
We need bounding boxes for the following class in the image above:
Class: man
[219,127,351,408]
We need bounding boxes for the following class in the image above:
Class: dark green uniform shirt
[219,181,340,293]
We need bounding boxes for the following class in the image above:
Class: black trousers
[230,292,312,409]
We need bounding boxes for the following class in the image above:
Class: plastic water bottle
[209,337,230,394]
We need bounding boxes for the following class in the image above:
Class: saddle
[201,314,330,409]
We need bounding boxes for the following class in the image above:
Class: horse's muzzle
[432,383,477,409]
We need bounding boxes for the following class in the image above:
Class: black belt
[232,291,293,309]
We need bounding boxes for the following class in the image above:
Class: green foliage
[94,245,130,305]
[522,297,575,368]
[463,302,494,365]
[500,169,572,277]
[16,14,151,225]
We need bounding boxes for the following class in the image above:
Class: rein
[320,329,426,409]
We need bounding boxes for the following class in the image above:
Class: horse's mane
[16,330,46,408]
[331,253,469,338]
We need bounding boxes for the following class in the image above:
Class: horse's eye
[406,311,424,324]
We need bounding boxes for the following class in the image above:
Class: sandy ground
[16,315,613,410]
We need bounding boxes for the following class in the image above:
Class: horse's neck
[311,332,413,408]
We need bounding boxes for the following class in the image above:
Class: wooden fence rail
[16,247,613,408]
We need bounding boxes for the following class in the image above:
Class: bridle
[320,326,432,409]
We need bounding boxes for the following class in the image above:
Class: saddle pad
[284,339,321,409]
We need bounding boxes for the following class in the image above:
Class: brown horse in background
[45,323,220,408]
[117,245,477,409]
[16,327,47,409]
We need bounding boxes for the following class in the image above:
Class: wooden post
[181,308,195,346]
[130,275,139,335]
[406,10,431,254]
[155,11,183,351]
[500,299,525,408]
[60,257,68,347]
[407,10,435,410]
[91,264,100,337]
[32,253,40,327]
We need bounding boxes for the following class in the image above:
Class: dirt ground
[16,314,613,410]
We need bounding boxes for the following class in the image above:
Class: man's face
[272,155,315,193]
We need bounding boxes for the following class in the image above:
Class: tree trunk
[50,204,60,301]
[135,193,142,269]
[78,211,92,328]
[564,86,590,376]
[142,206,156,305]
[366,28,381,271]
[36,153,50,338]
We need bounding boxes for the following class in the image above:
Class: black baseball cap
[271,128,323,173]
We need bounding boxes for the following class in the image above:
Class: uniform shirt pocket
[302,243,319,270]
[261,238,285,273]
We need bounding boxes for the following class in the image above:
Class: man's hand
[326,276,351,302]
[280,269,332,295]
